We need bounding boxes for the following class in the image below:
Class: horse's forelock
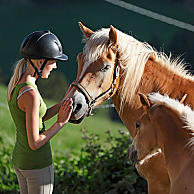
[83,28,110,66]
[78,28,109,79]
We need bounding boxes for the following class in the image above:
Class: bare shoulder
[18,85,40,111]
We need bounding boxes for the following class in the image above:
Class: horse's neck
[155,111,193,180]
[111,59,194,138]
[142,59,194,107]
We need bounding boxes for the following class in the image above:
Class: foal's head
[131,93,160,163]
[67,22,120,123]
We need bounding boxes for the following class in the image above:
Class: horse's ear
[139,93,151,111]
[78,21,94,40]
[109,25,117,46]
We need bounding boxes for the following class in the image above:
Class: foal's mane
[82,27,192,111]
[148,93,194,153]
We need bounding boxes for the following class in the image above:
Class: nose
[128,144,139,165]
[54,63,57,69]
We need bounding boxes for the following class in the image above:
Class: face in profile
[41,60,57,78]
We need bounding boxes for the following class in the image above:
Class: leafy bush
[53,129,147,194]
[0,130,147,194]
[0,137,19,193]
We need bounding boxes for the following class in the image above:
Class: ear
[78,21,94,40]
[138,93,151,111]
[109,25,117,46]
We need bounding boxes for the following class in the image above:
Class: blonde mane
[82,27,192,111]
[148,92,194,153]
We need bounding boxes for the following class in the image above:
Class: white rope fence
[105,0,194,33]
[94,104,115,109]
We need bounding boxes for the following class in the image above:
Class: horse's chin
[69,114,86,124]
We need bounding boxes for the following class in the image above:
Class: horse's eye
[101,64,111,72]
[136,122,141,129]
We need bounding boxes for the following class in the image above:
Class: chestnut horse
[130,93,194,194]
[66,22,194,193]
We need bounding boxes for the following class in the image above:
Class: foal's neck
[156,110,193,180]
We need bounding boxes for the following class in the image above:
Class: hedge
[0,130,147,194]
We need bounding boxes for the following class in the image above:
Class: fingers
[60,98,73,118]
[62,98,73,110]
[58,98,73,125]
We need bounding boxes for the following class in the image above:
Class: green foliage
[0,137,19,193]
[0,130,147,194]
[53,129,147,194]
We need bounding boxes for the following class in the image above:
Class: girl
[8,30,73,194]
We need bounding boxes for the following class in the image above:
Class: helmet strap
[28,59,48,78]
[39,59,48,77]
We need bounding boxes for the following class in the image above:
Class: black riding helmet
[20,30,68,77]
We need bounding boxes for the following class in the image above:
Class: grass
[0,84,127,158]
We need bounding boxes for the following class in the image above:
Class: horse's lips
[69,114,86,124]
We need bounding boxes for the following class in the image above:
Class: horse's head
[67,22,120,124]
[129,93,158,164]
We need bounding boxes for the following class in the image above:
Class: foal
[130,93,194,194]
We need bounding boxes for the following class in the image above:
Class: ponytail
[7,59,27,101]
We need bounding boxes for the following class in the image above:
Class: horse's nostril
[74,103,82,114]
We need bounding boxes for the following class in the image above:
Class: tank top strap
[17,88,35,100]
[13,82,38,99]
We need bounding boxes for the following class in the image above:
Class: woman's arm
[19,89,73,150]
[42,102,61,122]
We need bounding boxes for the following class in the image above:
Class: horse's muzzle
[69,92,88,124]
[128,144,139,165]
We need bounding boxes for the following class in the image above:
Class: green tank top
[8,82,52,170]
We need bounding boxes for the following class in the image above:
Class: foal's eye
[136,122,141,129]
[101,64,111,72]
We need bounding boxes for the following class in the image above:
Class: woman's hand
[57,98,73,127]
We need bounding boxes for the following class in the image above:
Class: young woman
[8,30,73,194]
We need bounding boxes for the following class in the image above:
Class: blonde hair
[7,58,27,101]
